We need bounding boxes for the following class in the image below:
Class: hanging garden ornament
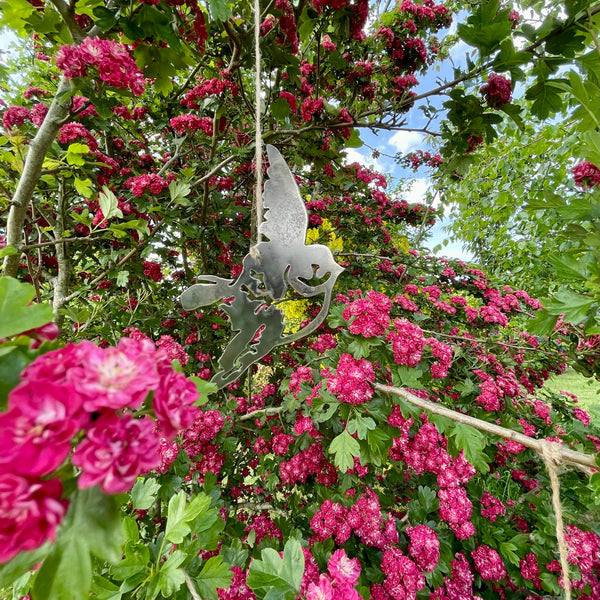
[180,145,344,389]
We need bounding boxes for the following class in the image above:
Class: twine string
[254,0,263,245]
[539,440,571,600]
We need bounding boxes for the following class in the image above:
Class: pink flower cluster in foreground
[55,37,146,96]
[0,336,200,562]
[306,549,362,600]
[573,160,600,189]
[325,353,375,404]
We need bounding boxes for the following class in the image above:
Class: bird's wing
[258,145,308,247]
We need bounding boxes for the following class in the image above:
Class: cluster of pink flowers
[301,97,324,122]
[310,499,352,544]
[243,513,282,544]
[274,0,299,54]
[57,122,99,151]
[573,160,600,189]
[343,290,391,337]
[306,549,362,600]
[1,105,32,130]
[480,73,512,108]
[406,524,440,572]
[401,149,444,170]
[387,318,425,367]
[279,442,336,485]
[55,37,146,96]
[126,173,169,197]
[371,546,425,600]
[180,76,239,108]
[324,353,374,404]
[170,114,214,135]
[0,336,201,562]
[479,491,506,521]
[519,552,541,588]
[471,545,507,581]
[310,488,398,549]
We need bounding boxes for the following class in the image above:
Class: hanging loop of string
[539,440,572,600]
[253,0,263,246]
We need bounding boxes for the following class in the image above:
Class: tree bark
[2,78,72,277]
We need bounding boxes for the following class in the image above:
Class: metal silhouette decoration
[180,145,344,389]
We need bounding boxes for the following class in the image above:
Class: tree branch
[374,383,596,472]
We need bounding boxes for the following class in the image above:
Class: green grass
[543,369,599,416]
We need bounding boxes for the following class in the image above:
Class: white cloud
[403,178,431,205]
[388,130,424,154]
[343,147,387,173]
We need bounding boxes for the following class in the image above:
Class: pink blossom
[153,370,200,439]
[381,546,425,599]
[306,574,334,600]
[572,407,590,426]
[0,474,68,563]
[74,337,160,412]
[0,381,86,477]
[407,524,440,572]
[573,160,600,189]
[328,549,361,586]
[387,318,425,367]
[56,37,146,96]
[343,291,391,337]
[480,73,512,108]
[325,354,374,405]
[73,412,161,494]
[126,173,169,197]
[471,545,507,581]
[2,105,32,130]
[310,500,351,545]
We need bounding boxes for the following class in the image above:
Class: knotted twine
[539,440,572,600]
[253,0,263,245]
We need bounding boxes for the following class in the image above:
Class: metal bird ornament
[180,145,344,389]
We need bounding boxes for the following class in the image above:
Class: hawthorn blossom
[153,370,200,439]
[0,381,86,477]
[573,160,600,189]
[56,37,146,96]
[72,412,161,494]
[2,105,32,130]
[325,353,374,405]
[72,337,160,412]
[480,73,512,108]
[471,545,507,581]
[0,474,68,563]
[407,524,440,572]
[328,549,361,586]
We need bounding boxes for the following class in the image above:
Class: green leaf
[547,254,590,281]
[33,488,123,600]
[207,0,231,22]
[0,244,17,258]
[130,478,161,510]
[448,423,489,474]
[544,290,595,325]
[169,180,192,206]
[91,575,122,600]
[193,556,233,600]
[98,186,123,221]
[116,270,130,287]
[499,542,520,566]
[158,551,186,597]
[165,491,212,544]
[66,142,90,166]
[0,0,36,32]
[247,539,304,600]
[329,429,361,473]
[0,277,54,339]
[270,97,292,120]
[0,543,51,588]
[93,5,118,31]
[74,177,94,198]
[189,376,218,405]
[347,414,376,440]
[525,80,564,120]
[346,129,363,148]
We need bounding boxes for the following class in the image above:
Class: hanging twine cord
[539,440,572,600]
[253,0,263,245]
